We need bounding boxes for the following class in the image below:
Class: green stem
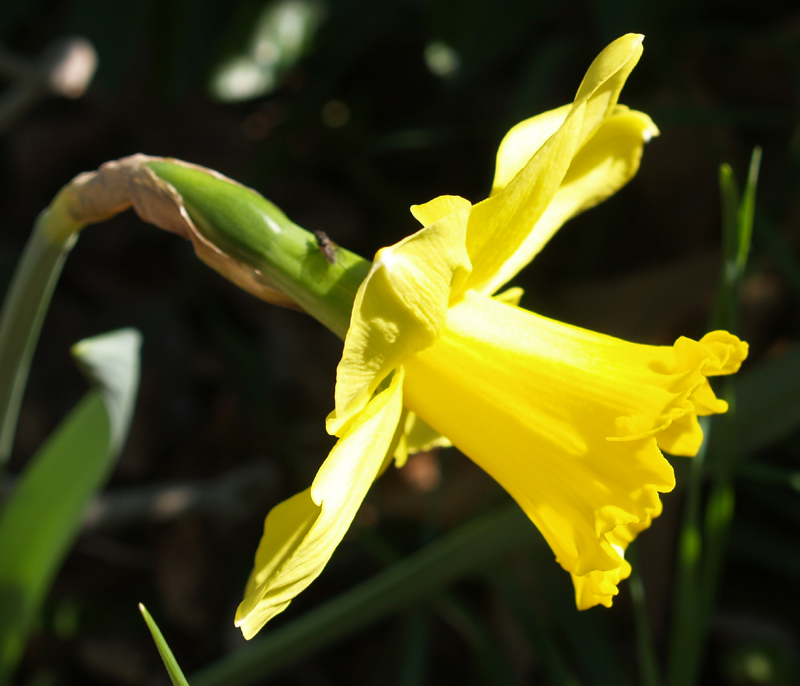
[627,543,661,686]
[695,362,738,669]
[0,218,76,467]
[146,161,371,340]
[666,418,709,686]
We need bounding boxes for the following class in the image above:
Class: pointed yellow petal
[235,368,405,639]
[483,108,658,293]
[462,108,584,296]
[491,105,572,193]
[573,34,643,140]
[329,199,471,434]
[394,410,452,467]
[462,34,645,296]
[493,286,524,306]
[402,291,746,607]
[410,195,471,227]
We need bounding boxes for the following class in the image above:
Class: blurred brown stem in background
[0,460,281,532]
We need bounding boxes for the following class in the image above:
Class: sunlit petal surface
[235,368,404,638]
[485,106,659,294]
[237,33,748,638]
[402,291,747,607]
[462,34,644,296]
[394,410,453,467]
[329,199,470,433]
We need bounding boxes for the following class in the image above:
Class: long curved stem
[0,218,76,467]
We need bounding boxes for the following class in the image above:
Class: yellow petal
[410,195,471,227]
[483,107,658,294]
[651,332,748,456]
[491,104,572,194]
[329,199,471,434]
[462,34,645,296]
[573,34,643,140]
[492,105,656,196]
[402,290,746,606]
[571,522,640,608]
[493,286,524,306]
[235,367,405,639]
[394,410,453,467]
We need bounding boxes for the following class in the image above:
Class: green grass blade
[667,148,760,686]
[738,461,800,493]
[191,505,535,686]
[737,147,761,272]
[395,608,433,686]
[627,543,661,686]
[666,419,709,686]
[139,604,191,686]
[0,221,76,466]
[700,148,761,618]
[0,328,141,683]
[718,162,739,280]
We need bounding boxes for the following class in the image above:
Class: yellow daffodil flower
[234,33,748,639]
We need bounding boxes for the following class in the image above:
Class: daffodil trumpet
[168,34,748,639]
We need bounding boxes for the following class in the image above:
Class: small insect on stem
[313,230,338,264]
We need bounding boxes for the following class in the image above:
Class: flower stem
[0,215,77,467]
[666,424,708,686]
[627,543,661,686]
[146,161,370,340]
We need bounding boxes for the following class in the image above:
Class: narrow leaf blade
[139,604,191,686]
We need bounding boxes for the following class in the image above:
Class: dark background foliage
[2,0,800,684]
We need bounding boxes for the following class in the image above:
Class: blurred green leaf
[736,344,800,453]
[139,604,191,686]
[429,0,540,86]
[714,147,760,331]
[554,592,633,686]
[395,609,433,686]
[486,568,581,686]
[738,462,800,493]
[209,0,325,102]
[719,163,740,274]
[736,147,761,272]
[729,521,800,581]
[0,328,141,683]
[756,217,800,304]
[628,543,662,686]
[433,596,516,685]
